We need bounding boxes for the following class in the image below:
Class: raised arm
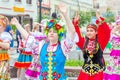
[11,18,29,40]
[96,12,110,51]
[72,12,85,50]
[58,3,75,39]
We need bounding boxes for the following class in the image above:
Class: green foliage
[66,60,108,67]
[65,60,84,67]
[78,10,95,27]
[104,8,115,23]
[76,8,115,27]
[10,24,16,32]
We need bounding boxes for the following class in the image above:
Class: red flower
[54,78,58,80]
[55,24,62,30]
[50,19,55,22]
[43,77,46,80]
[53,72,57,76]
[58,74,61,78]
[46,26,49,30]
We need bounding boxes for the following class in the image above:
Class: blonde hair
[32,22,39,32]
[24,24,30,33]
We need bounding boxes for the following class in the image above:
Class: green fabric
[106,42,112,49]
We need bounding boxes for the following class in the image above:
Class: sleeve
[25,35,44,54]
[73,20,85,50]
[61,32,78,57]
[1,32,12,43]
[96,17,111,51]
[5,25,12,32]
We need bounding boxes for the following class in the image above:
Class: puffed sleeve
[96,17,110,51]
[0,32,12,43]
[25,35,44,54]
[61,32,79,58]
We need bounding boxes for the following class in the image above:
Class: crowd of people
[0,3,120,80]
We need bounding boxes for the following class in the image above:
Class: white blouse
[25,33,78,57]
[0,32,12,43]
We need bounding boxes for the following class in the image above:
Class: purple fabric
[110,50,120,56]
[25,69,40,79]
[35,36,46,41]
[104,73,120,80]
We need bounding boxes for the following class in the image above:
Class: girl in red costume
[73,11,110,80]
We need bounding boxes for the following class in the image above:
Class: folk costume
[14,39,32,68]
[0,15,12,80]
[73,17,110,80]
[104,16,120,80]
[25,32,46,80]
[25,19,78,80]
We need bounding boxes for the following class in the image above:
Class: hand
[96,11,101,21]
[75,11,80,22]
[58,3,68,16]
[10,17,19,26]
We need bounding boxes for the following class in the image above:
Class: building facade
[0,0,38,26]
[93,0,120,16]
[50,0,93,18]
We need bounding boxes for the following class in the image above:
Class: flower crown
[44,19,65,41]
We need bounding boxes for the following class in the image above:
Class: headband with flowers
[44,19,65,41]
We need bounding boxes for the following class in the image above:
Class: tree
[78,10,95,27]
[103,8,115,23]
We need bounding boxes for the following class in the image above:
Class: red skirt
[77,70,103,80]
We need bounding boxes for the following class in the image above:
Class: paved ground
[11,78,17,80]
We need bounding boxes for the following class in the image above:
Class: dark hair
[83,35,99,54]
[51,12,57,19]
[87,24,97,31]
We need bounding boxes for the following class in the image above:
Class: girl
[73,12,110,80]
[104,16,120,80]
[11,3,78,80]
[31,22,46,41]
[25,22,46,80]
[14,24,32,80]
[0,15,12,80]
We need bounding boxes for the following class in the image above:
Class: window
[15,0,21,2]
[26,0,32,4]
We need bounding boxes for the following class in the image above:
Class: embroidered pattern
[47,52,53,80]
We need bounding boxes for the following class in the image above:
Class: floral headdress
[44,19,65,41]
[0,15,7,27]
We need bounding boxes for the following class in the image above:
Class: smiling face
[86,24,97,39]
[48,28,58,42]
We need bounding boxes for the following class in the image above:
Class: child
[0,15,12,80]
[14,24,32,80]
[104,16,120,80]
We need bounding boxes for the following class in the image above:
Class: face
[48,28,58,42]
[24,25,30,33]
[86,27,97,39]
[0,24,5,33]
[116,25,120,30]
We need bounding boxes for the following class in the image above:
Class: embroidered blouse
[25,33,78,80]
[0,32,12,61]
[73,17,110,75]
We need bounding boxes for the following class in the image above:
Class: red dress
[73,17,110,80]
